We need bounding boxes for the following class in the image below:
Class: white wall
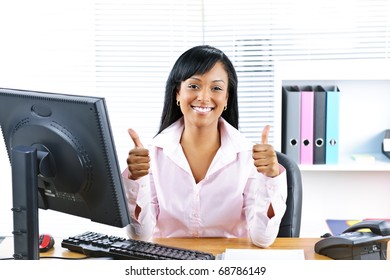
[300,171,390,237]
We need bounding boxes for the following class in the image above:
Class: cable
[40,256,91,260]
[0,256,93,260]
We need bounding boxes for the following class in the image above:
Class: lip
[191,105,214,113]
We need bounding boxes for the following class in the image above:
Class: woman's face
[176,62,228,129]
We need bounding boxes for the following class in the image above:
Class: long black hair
[156,45,239,135]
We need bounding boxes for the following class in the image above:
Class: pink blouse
[123,117,287,248]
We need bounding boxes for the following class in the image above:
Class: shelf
[298,153,390,172]
[274,59,390,173]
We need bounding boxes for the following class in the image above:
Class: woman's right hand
[127,128,150,180]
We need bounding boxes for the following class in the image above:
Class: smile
[191,106,213,113]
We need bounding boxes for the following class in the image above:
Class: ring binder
[313,86,327,164]
[324,86,340,164]
[300,86,314,164]
[282,86,301,163]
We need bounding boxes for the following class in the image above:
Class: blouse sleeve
[121,169,156,241]
[244,164,288,248]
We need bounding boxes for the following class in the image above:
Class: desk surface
[0,236,329,260]
[155,237,330,260]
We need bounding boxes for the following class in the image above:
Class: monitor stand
[11,146,40,260]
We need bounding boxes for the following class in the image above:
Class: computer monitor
[0,87,131,259]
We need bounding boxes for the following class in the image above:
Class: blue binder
[325,86,340,164]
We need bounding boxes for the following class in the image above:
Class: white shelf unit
[274,59,390,237]
[274,59,390,171]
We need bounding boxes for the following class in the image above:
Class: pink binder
[300,88,314,164]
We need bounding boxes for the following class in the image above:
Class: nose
[197,88,210,102]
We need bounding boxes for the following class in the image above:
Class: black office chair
[276,151,303,237]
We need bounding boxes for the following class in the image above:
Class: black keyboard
[61,231,215,260]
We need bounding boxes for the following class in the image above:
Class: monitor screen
[0,87,130,259]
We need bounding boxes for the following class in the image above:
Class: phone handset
[343,220,390,236]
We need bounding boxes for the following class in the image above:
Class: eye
[212,86,223,91]
[187,84,199,90]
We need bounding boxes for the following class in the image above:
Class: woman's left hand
[252,125,280,178]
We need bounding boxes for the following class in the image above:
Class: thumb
[128,128,144,148]
[261,125,270,144]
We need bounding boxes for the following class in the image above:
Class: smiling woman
[1,0,390,243]
[123,45,288,248]
[177,62,229,183]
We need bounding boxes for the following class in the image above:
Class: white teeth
[193,106,212,112]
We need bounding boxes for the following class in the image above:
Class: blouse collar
[152,117,252,159]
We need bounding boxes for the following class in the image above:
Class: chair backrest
[276,151,303,237]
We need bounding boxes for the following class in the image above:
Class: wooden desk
[0,236,329,260]
[154,237,330,260]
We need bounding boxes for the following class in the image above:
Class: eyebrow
[188,77,226,84]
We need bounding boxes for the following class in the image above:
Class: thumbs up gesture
[127,128,150,180]
[252,125,279,178]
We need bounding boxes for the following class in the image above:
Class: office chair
[276,151,303,237]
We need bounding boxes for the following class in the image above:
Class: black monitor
[0,87,130,259]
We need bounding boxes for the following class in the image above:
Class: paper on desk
[219,249,305,260]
